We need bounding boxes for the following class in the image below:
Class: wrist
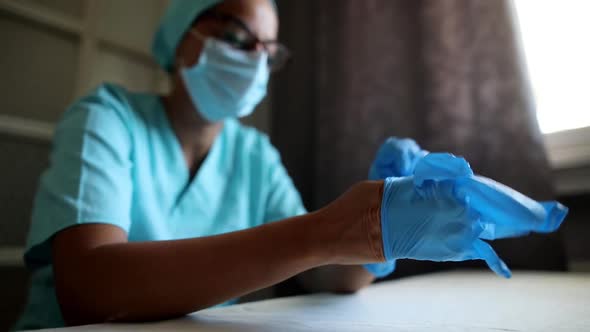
[364,182,385,263]
[309,181,386,265]
[297,210,338,266]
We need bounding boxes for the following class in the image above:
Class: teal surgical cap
[152,0,277,72]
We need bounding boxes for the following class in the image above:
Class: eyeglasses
[195,10,291,72]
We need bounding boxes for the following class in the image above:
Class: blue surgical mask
[180,35,269,122]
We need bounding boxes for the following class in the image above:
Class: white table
[35,271,590,331]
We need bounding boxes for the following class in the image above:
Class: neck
[162,75,223,174]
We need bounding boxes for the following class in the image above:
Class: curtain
[272,0,566,275]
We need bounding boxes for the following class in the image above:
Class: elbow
[56,274,185,326]
[55,266,133,326]
[56,279,113,326]
[57,288,139,326]
[57,293,100,326]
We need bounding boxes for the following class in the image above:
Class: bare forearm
[296,265,375,293]
[55,214,326,324]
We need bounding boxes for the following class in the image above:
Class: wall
[0,1,269,329]
[0,1,168,328]
[544,127,590,270]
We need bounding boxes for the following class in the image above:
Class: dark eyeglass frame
[195,10,291,71]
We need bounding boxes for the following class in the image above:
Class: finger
[473,239,512,278]
[382,137,421,155]
[370,137,425,179]
[369,139,404,179]
[478,222,531,240]
[455,176,568,238]
[540,201,569,232]
[413,153,474,187]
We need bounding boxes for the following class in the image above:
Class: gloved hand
[364,137,427,277]
[379,153,568,278]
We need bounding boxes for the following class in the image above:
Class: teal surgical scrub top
[14,83,306,330]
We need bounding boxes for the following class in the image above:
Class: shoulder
[56,83,140,140]
[65,83,135,119]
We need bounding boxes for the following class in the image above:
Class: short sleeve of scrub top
[25,86,135,267]
[15,83,306,330]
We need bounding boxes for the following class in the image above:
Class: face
[175,0,278,69]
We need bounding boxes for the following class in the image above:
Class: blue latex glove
[380,153,568,278]
[368,137,428,181]
[364,137,427,277]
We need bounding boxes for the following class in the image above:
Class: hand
[314,181,385,265]
[365,137,427,277]
[380,153,568,278]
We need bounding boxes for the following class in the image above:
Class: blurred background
[0,0,588,330]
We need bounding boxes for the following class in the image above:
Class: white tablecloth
[35,271,590,331]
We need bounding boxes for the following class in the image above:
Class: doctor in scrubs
[15,1,382,329]
[15,0,568,329]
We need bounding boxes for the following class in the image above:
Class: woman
[14,0,566,329]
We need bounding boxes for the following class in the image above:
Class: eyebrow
[198,10,277,43]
